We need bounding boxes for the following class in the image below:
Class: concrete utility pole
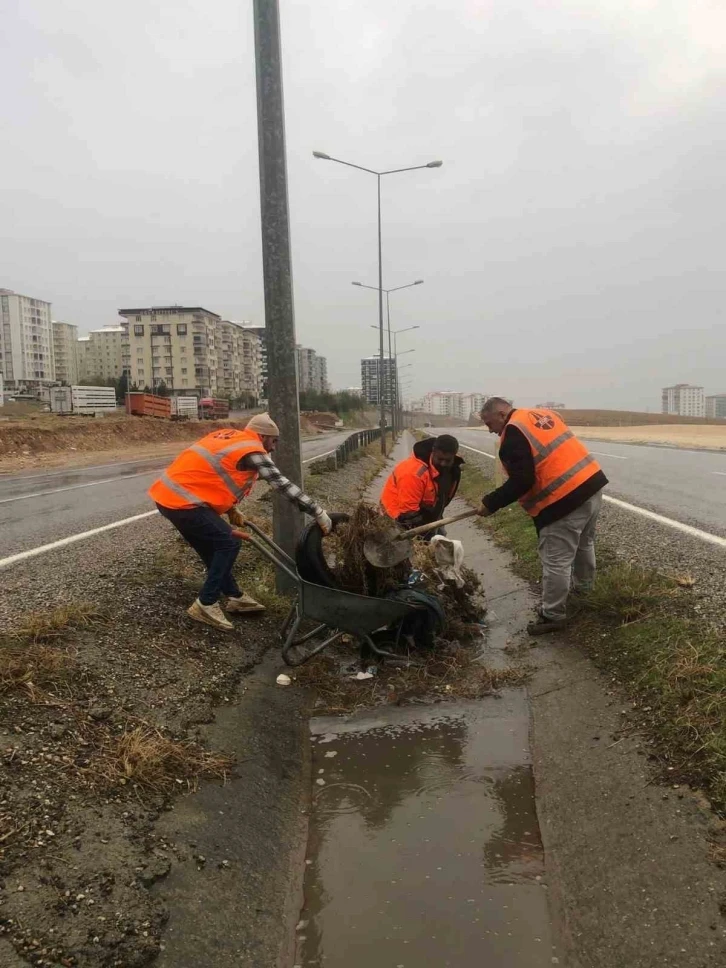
[253,0,303,583]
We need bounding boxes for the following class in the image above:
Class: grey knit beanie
[246,412,280,436]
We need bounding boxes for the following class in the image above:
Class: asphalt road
[0,431,354,560]
[429,426,726,536]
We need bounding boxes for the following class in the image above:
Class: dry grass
[92,725,234,794]
[0,604,101,697]
[295,645,529,716]
[12,603,102,644]
[0,643,76,696]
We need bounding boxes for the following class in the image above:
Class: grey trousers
[537,490,603,620]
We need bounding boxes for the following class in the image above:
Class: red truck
[199,397,230,420]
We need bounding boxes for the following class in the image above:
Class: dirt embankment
[570,424,726,449]
[543,409,726,427]
[0,414,342,474]
[0,415,247,463]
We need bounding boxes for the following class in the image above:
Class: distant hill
[557,410,725,427]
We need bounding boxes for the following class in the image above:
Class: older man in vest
[477,398,608,635]
[380,434,463,533]
[149,413,332,632]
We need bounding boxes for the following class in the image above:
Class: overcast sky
[2,1,725,409]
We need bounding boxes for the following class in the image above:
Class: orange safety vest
[148,428,266,514]
[380,452,456,519]
[502,409,601,517]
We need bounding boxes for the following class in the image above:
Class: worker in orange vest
[380,435,463,533]
[149,413,332,632]
[476,398,608,635]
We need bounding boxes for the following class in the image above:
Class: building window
[134,324,144,336]
[177,324,187,335]
[135,315,142,321]
[181,368,187,374]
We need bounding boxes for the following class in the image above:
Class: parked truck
[125,393,171,419]
[199,397,230,420]
[51,385,117,416]
[170,396,199,421]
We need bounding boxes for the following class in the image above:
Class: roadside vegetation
[458,458,726,814]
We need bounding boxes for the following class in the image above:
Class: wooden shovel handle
[394,508,478,540]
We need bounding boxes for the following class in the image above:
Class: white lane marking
[458,442,495,459]
[0,511,160,570]
[589,451,628,460]
[0,454,171,483]
[0,471,153,505]
[303,448,337,464]
[713,472,726,477]
[603,496,726,549]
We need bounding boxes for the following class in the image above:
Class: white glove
[315,510,332,535]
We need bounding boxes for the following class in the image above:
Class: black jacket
[482,415,608,531]
[399,438,464,527]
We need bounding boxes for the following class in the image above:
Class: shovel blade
[363,531,413,568]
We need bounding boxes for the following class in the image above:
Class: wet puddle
[297,696,557,967]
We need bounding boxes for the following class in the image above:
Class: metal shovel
[363,509,479,568]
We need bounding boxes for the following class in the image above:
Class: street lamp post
[313,151,442,453]
[354,279,422,436]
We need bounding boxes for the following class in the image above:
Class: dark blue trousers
[156,504,242,605]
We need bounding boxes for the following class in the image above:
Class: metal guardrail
[306,427,393,471]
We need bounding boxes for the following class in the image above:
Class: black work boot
[527,614,567,636]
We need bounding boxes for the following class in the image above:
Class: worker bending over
[381,434,463,533]
[477,398,608,635]
[149,413,332,632]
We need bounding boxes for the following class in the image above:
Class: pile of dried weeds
[92,725,233,794]
[322,503,487,639]
[324,503,410,597]
[295,645,529,716]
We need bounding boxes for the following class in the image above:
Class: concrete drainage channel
[291,438,559,967]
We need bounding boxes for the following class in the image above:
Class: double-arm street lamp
[313,150,442,453]
[354,279,422,434]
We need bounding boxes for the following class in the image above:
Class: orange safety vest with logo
[148,428,266,514]
[502,409,601,517]
[380,452,456,519]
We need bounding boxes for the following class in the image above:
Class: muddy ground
[0,447,385,968]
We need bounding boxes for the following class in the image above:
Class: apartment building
[361,356,397,407]
[76,325,124,383]
[661,383,705,418]
[52,321,79,385]
[242,324,267,398]
[422,391,487,419]
[119,306,220,395]
[296,345,328,393]
[705,394,726,419]
[0,288,55,390]
[217,320,263,403]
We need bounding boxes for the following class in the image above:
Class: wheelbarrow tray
[297,578,414,635]
[241,520,419,666]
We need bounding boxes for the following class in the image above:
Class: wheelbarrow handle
[395,508,478,540]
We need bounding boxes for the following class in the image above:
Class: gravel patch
[0,446,386,968]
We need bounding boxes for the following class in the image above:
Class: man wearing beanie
[149,413,332,631]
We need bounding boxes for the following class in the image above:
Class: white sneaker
[226,593,266,615]
[187,599,234,631]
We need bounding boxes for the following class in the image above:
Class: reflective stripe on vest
[149,430,264,513]
[159,472,205,507]
[189,444,247,501]
[521,454,597,512]
[504,409,601,517]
